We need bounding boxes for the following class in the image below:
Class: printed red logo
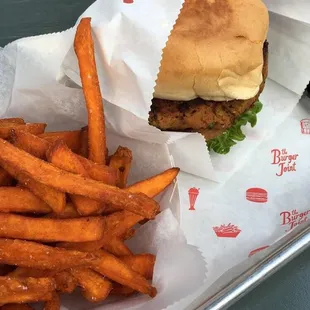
[213,224,241,238]
[123,0,134,3]
[246,188,268,203]
[188,187,200,211]
[280,209,310,232]
[271,148,298,177]
[249,246,269,257]
[301,119,310,135]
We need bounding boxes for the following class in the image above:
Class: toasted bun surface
[154,0,269,102]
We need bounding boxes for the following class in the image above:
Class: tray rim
[189,222,310,310]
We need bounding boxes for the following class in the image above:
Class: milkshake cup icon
[301,119,310,135]
[188,188,200,211]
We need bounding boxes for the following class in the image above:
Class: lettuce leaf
[207,101,263,155]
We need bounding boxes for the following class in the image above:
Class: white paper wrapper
[265,0,310,25]
[59,0,310,183]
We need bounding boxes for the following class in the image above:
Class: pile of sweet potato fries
[0,17,179,310]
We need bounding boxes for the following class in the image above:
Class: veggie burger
[149,0,269,154]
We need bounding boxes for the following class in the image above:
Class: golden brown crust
[154,0,269,101]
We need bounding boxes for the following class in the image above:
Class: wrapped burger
[150,0,269,155]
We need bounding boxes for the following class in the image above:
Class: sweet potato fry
[77,154,118,185]
[39,130,81,153]
[75,18,107,165]
[1,161,66,214]
[0,265,14,276]
[111,284,136,296]
[18,178,65,214]
[58,237,132,256]
[121,228,136,240]
[0,239,96,271]
[8,267,55,278]
[43,292,60,310]
[0,123,46,139]
[79,126,88,158]
[46,140,104,215]
[127,167,180,198]
[60,237,132,257]
[56,238,101,253]
[47,203,80,219]
[91,250,156,297]
[57,211,143,252]
[0,213,105,242]
[16,123,47,135]
[0,140,159,219]
[98,168,178,215]
[0,168,13,186]
[121,254,156,280]
[10,129,83,159]
[0,276,55,304]
[100,204,120,215]
[102,237,132,256]
[7,267,76,294]
[1,304,35,310]
[54,270,78,293]
[111,254,155,296]
[9,129,50,159]
[109,146,132,188]
[0,187,51,214]
[103,211,143,236]
[70,267,112,302]
[0,118,25,125]
[28,243,155,297]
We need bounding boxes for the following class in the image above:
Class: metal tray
[188,221,310,310]
[185,91,310,310]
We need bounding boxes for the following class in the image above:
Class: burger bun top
[154,0,269,102]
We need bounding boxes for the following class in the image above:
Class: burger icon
[213,224,241,238]
[246,188,268,203]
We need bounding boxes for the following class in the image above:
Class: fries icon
[213,224,241,238]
